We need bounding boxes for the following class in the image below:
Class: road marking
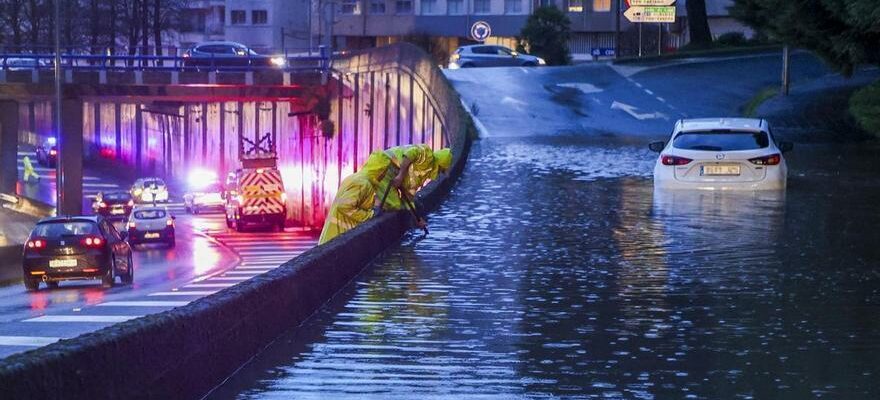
[634,82,643,88]
[186,283,236,288]
[0,336,62,347]
[236,266,275,271]
[611,101,669,121]
[98,301,190,307]
[148,291,218,296]
[644,89,654,95]
[223,271,263,276]
[557,82,603,94]
[25,315,139,323]
[657,97,666,103]
[202,277,250,282]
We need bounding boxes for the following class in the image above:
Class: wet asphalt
[207,51,880,399]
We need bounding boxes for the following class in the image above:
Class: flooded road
[209,136,880,399]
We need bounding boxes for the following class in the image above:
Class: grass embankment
[850,80,880,138]
[742,86,779,117]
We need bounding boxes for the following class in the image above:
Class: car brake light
[166,219,174,227]
[127,200,134,207]
[661,155,693,166]
[49,149,57,156]
[128,222,136,229]
[82,268,99,273]
[97,202,107,208]
[749,154,781,166]
[82,236,104,248]
[26,238,46,249]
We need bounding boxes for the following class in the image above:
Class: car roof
[677,118,767,132]
[194,41,248,48]
[37,215,100,224]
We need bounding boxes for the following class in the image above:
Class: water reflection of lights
[192,236,221,276]
[29,293,49,310]
[83,289,105,305]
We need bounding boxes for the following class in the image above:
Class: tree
[686,0,713,47]
[519,6,571,66]
[731,0,880,76]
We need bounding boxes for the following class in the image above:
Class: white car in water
[649,118,793,190]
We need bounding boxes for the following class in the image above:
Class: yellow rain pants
[318,171,377,245]
[22,156,40,182]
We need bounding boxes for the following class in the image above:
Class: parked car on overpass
[448,45,546,69]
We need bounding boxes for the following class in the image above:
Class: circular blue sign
[470,21,492,42]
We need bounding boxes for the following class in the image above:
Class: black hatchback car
[182,41,284,69]
[92,191,135,219]
[22,216,133,291]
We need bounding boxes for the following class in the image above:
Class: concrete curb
[0,44,474,400]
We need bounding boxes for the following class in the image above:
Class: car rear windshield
[33,221,99,238]
[144,179,165,187]
[673,130,770,151]
[134,210,167,219]
[104,193,130,201]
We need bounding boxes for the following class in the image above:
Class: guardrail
[0,48,333,73]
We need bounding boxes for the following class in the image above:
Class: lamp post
[54,0,63,213]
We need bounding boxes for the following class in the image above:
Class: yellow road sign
[629,0,676,6]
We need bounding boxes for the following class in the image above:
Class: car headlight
[271,56,286,67]
[537,58,547,66]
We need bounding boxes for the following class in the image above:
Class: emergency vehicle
[225,133,288,231]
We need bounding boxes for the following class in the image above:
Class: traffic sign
[629,0,675,6]
[470,21,492,42]
[624,6,676,23]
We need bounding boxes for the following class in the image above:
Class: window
[395,0,412,13]
[593,0,611,12]
[538,0,552,6]
[231,10,246,24]
[341,0,361,14]
[421,0,437,14]
[33,221,99,238]
[504,0,522,13]
[252,10,268,24]
[474,0,490,13]
[134,210,168,220]
[370,0,386,13]
[567,0,583,12]
[471,46,495,54]
[219,6,225,24]
[447,0,464,14]
[673,131,770,151]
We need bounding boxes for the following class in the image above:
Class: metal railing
[0,46,332,73]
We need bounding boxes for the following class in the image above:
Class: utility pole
[614,0,621,59]
[781,45,791,96]
[54,0,63,213]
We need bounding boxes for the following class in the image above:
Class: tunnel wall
[17,56,450,227]
[0,43,474,400]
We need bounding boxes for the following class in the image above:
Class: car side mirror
[778,141,794,153]
[648,141,666,153]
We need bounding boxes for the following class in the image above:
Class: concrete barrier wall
[0,43,474,399]
[0,246,22,284]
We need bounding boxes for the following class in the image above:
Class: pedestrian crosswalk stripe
[0,336,62,347]
[148,291,219,296]
[236,266,275,270]
[186,283,237,288]
[201,277,250,282]
[223,271,262,276]
[25,315,140,323]
[98,301,190,307]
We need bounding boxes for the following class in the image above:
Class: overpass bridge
[0,46,454,226]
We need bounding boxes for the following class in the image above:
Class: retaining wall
[0,43,474,399]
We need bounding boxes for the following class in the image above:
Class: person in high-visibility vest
[366,144,453,213]
[22,156,40,183]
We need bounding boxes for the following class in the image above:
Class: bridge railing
[0,48,331,73]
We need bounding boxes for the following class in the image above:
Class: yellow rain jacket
[367,145,453,211]
[318,172,377,245]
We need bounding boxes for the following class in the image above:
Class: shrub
[850,80,880,138]
[716,32,748,47]
[519,6,571,66]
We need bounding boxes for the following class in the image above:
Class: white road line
[634,82,643,88]
[25,315,140,323]
[148,291,218,296]
[644,89,654,95]
[97,301,190,307]
[657,97,666,103]
[0,336,62,347]
[223,271,263,276]
[186,283,236,288]
[203,277,250,282]
[236,266,275,270]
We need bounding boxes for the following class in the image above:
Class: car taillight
[49,149,57,156]
[26,238,46,250]
[128,222,136,230]
[661,155,693,166]
[749,153,781,166]
[81,236,104,248]
[97,202,107,208]
[166,219,174,227]
[127,200,134,207]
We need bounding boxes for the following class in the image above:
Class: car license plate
[144,232,161,239]
[111,209,124,215]
[49,259,78,268]
[702,165,741,176]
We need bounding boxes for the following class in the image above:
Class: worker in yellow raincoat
[318,155,388,245]
[22,156,40,183]
[367,144,453,213]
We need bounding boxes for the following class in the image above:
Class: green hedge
[850,80,880,138]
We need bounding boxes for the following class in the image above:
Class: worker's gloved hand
[372,206,383,216]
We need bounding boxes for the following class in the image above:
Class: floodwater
[209,136,880,399]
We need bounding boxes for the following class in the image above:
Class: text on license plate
[144,232,161,239]
[49,259,78,268]
[111,209,124,214]
[702,165,741,176]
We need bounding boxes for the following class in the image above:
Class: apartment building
[177,0,311,53]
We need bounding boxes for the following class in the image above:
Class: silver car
[448,45,546,69]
